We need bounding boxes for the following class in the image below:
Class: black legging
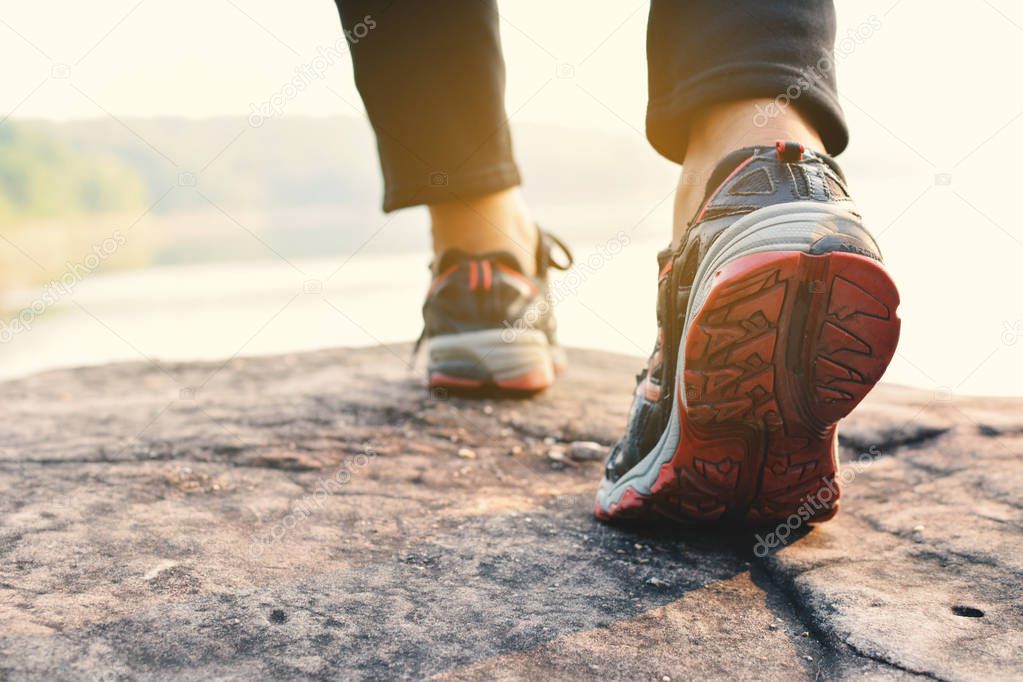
[335,1,846,212]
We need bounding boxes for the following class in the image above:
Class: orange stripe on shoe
[481,260,493,290]
[467,260,478,290]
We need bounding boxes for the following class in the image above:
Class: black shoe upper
[419,230,573,347]
[605,142,880,482]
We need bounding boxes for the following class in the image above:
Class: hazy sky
[2,0,1023,396]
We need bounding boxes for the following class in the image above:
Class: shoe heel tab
[773,141,848,183]
[774,140,805,163]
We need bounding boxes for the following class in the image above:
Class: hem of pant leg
[645,63,849,164]
[381,164,523,213]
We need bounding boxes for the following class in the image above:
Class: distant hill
[2,116,678,267]
[18,115,677,214]
[0,123,147,222]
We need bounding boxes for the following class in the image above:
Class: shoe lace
[540,230,574,271]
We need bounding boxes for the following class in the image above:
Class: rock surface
[1,346,1021,680]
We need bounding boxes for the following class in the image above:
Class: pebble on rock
[547,448,568,463]
[568,440,605,461]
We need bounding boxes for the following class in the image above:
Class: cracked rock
[1,346,1020,679]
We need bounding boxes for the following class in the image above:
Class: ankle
[672,99,825,245]
[429,188,538,275]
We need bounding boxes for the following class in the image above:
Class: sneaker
[596,141,901,524]
[418,229,573,393]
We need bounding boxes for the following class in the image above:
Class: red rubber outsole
[596,251,901,524]
[428,364,564,394]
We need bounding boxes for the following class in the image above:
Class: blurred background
[0,0,1019,397]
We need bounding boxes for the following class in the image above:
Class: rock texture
[1,346,1020,680]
